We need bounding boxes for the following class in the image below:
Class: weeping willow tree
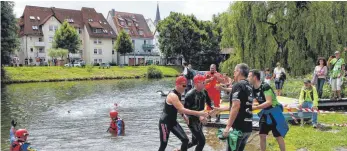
[220,1,347,76]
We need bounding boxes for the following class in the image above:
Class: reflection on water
[1,79,258,151]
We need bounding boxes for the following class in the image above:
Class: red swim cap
[193,75,205,84]
[110,110,118,118]
[15,129,29,138]
[176,76,187,86]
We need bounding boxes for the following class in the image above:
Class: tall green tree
[114,30,133,65]
[53,21,81,56]
[157,12,222,70]
[1,1,19,79]
[220,1,347,76]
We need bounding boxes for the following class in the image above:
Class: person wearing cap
[298,79,319,128]
[9,120,37,151]
[158,76,209,151]
[107,110,125,136]
[328,51,345,100]
[272,62,286,96]
[204,64,224,122]
[183,75,214,151]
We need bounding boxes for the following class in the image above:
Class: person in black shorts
[158,76,208,151]
[184,75,214,151]
[249,69,287,151]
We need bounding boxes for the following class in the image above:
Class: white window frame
[49,25,53,31]
[94,49,97,54]
[98,49,102,54]
[49,36,53,43]
[29,16,35,20]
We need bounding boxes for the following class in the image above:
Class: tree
[157,12,222,70]
[53,21,81,62]
[56,48,69,61]
[220,1,347,76]
[114,30,133,65]
[1,1,19,79]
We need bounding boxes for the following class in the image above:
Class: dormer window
[135,23,138,27]
[110,31,113,34]
[32,26,38,30]
[88,19,93,22]
[120,21,125,26]
[104,22,107,24]
[128,22,132,26]
[99,21,102,24]
[66,19,74,23]
[139,30,143,35]
[29,16,35,20]
[93,28,102,33]
[103,29,108,33]
[37,16,40,20]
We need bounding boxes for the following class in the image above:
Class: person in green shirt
[327,51,345,100]
[298,79,319,128]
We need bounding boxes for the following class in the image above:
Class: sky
[13,1,232,21]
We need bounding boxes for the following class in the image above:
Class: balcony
[34,42,45,47]
[142,44,155,50]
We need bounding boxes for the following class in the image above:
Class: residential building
[17,5,116,65]
[107,9,159,65]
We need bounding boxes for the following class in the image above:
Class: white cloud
[181,0,231,20]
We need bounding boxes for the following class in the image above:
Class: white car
[64,62,82,67]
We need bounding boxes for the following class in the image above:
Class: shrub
[86,64,94,72]
[147,65,163,79]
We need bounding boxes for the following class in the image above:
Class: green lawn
[267,113,347,151]
[3,66,181,83]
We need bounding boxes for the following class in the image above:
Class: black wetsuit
[184,88,213,151]
[159,89,189,151]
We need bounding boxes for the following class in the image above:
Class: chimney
[112,9,115,17]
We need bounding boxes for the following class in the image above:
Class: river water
[1,79,260,151]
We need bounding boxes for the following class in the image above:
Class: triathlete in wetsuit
[184,75,214,151]
[158,76,208,151]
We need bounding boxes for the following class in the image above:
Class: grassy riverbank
[266,113,347,151]
[2,66,181,84]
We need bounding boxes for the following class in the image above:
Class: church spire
[154,2,161,25]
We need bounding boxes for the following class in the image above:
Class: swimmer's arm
[168,93,205,117]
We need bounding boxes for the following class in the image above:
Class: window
[94,39,102,44]
[89,19,93,22]
[54,26,58,31]
[112,39,114,45]
[49,36,53,43]
[112,50,115,54]
[144,40,146,44]
[37,16,40,20]
[99,21,102,24]
[128,22,132,26]
[103,29,108,33]
[30,48,33,52]
[99,59,102,63]
[98,49,102,54]
[94,59,98,63]
[49,25,53,31]
[120,21,125,26]
[32,26,38,30]
[139,30,144,35]
[29,16,35,20]
[94,49,97,54]
[135,23,138,27]
[39,38,42,42]
[93,28,102,33]
[39,48,44,53]
[104,22,107,24]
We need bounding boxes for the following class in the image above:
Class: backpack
[280,72,286,81]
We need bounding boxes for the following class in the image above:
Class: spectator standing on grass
[327,51,345,100]
[312,57,328,98]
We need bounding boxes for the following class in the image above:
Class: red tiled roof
[18,5,116,39]
[81,8,116,38]
[112,11,153,39]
